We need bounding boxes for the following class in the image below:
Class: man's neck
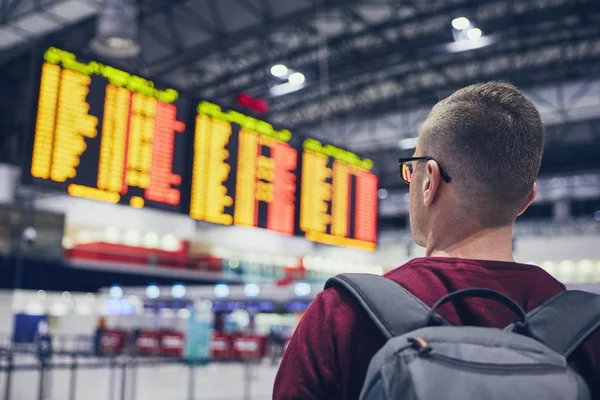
[425,225,515,262]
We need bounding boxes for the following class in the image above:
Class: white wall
[0,163,19,204]
[34,195,321,258]
[31,176,600,269]
[195,224,313,257]
[7,290,158,336]
[35,195,196,238]
[513,235,600,263]
[314,79,600,152]
[373,233,600,285]
[311,245,380,264]
[375,243,426,270]
[0,290,15,335]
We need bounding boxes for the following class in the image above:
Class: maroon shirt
[274,257,600,399]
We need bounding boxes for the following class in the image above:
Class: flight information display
[25,48,379,251]
[299,139,378,251]
[27,47,188,211]
[190,101,297,236]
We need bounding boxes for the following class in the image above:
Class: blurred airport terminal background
[0,0,600,399]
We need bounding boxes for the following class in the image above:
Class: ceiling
[1,0,600,191]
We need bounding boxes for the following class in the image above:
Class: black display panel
[24,47,379,251]
[26,47,190,212]
[189,101,299,236]
[296,138,378,251]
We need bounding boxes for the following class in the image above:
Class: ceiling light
[146,284,160,300]
[50,303,68,317]
[467,28,482,40]
[445,35,494,53]
[378,189,388,200]
[244,283,260,298]
[171,284,187,299]
[269,82,304,97]
[124,229,141,246]
[294,281,312,297]
[62,237,74,249]
[105,227,120,243]
[26,301,45,315]
[143,232,159,248]
[270,64,288,77]
[214,283,230,299]
[109,285,123,299]
[160,234,180,251]
[398,137,418,150]
[288,72,305,85]
[90,0,141,59]
[452,17,471,30]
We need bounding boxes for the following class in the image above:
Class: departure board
[299,139,378,251]
[190,101,298,236]
[25,48,380,251]
[27,47,188,211]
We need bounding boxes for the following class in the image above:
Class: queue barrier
[0,350,256,400]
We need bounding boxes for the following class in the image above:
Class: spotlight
[288,72,305,85]
[452,17,471,30]
[244,283,260,298]
[109,286,123,299]
[171,284,186,299]
[146,284,160,300]
[214,283,230,298]
[270,64,288,77]
[398,137,418,150]
[467,28,482,40]
[90,0,141,58]
[294,281,312,297]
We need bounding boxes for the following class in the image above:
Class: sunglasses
[398,157,452,185]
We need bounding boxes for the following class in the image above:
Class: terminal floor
[2,356,279,400]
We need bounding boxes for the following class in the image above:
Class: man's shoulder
[317,285,363,314]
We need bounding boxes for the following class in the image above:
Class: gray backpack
[325,273,600,400]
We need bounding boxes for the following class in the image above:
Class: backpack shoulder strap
[324,273,448,340]
[507,290,600,358]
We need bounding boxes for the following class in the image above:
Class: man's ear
[423,160,441,206]
[517,183,537,216]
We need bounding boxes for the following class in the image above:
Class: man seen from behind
[273,82,600,399]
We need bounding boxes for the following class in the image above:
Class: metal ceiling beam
[273,26,600,128]
[306,76,600,156]
[190,0,484,95]
[194,0,594,99]
[266,3,600,116]
[146,0,362,78]
[0,0,27,23]
[368,117,600,189]
[0,0,189,67]
[288,58,600,133]
[377,142,600,189]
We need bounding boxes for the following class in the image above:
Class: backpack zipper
[424,353,565,375]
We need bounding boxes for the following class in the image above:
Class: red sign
[160,331,185,357]
[100,330,126,354]
[136,331,160,355]
[211,333,231,360]
[237,93,269,115]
